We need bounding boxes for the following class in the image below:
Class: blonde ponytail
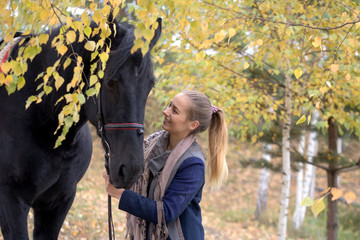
[181,90,228,189]
[207,109,228,189]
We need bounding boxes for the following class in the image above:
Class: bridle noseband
[96,85,144,240]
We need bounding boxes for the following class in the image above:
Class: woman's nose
[163,108,169,116]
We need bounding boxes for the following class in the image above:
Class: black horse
[0,17,161,239]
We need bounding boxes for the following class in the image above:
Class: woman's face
[162,93,197,138]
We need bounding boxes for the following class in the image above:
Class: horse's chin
[112,182,133,190]
[112,171,142,189]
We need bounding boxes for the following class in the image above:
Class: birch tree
[293,109,319,230]
[255,143,272,220]
[292,134,306,230]
[278,73,292,240]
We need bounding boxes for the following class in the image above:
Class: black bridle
[96,86,144,240]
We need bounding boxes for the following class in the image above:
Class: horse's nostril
[118,165,126,179]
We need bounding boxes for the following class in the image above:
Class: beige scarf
[126,131,196,240]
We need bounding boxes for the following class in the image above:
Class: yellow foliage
[344,191,356,204]
[330,187,343,201]
[294,69,303,79]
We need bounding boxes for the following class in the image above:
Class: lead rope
[97,80,145,240]
[97,91,116,240]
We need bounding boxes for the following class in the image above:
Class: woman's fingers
[103,173,110,181]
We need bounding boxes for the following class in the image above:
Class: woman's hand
[103,173,125,200]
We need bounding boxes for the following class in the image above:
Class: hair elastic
[211,105,218,114]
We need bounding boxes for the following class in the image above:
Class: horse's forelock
[105,26,152,82]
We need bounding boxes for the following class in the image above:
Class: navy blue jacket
[119,156,205,240]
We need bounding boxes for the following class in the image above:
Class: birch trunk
[255,143,272,220]
[292,109,319,230]
[278,74,292,240]
[299,110,318,223]
[292,135,305,230]
[336,138,342,186]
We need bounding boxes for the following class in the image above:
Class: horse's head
[86,19,161,189]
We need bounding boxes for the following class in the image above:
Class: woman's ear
[189,120,200,131]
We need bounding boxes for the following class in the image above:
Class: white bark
[292,135,306,230]
[278,74,292,240]
[255,143,272,219]
[292,109,319,230]
[336,138,342,186]
[309,165,316,199]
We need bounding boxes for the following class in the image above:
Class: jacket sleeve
[118,157,205,223]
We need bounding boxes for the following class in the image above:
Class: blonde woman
[103,90,228,240]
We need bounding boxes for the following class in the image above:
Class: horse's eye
[106,78,118,90]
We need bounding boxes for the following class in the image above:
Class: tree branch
[202,1,360,31]
[290,143,329,171]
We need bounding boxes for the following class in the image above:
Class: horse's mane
[105,22,155,85]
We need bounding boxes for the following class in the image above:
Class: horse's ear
[149,18,162,51]
[107,6,115,24]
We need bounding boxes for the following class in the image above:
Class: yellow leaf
[55,75,64,90]
[99,52,109,62]
[39,9,50,22]
[256,39,263,45]
[10,61,22,75]
[63,58,72,70]
[92,9,102,24]
[228,28,236,38]
[330,64,339,73]
[84,41,96,51]
[312,36,321,48]
[296,114,306,125]
[158,58,164,64]
[301,196,314,207]
[5,74,13,86]
[26,96,38,109]
[66,30,77,44]
[195,51,205,63]
[203,39,213,49]
[244,62,249,70]
[17,76,25,90]
[331,188,343,201]
[38,34,49,45]
[89,75,98,87]
[89,2,97,12]
[0,73,5,84]
[294,68,303,79]
[84,26,92,38]
[344,191,356,204]
[66,17,73,28]
[0,62,11,74]
[307,115,311,125]
[311,197,326,218]
[312,41,319,48]
[321,187,331,195]
[214,30,226,44]
[346,73,351,81]
[57,45,68,55]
